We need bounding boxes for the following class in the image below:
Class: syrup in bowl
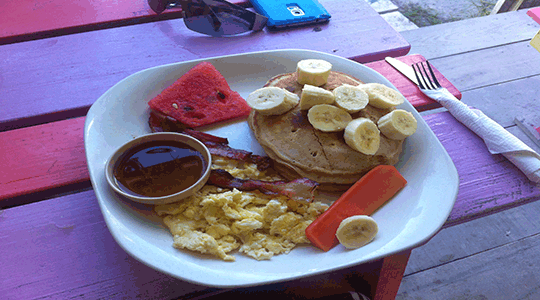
[114,141,206,197]
[105,133,212,204]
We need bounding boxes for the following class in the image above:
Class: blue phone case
[249,0,331,29]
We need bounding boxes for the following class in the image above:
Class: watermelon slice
[148,62,251,128]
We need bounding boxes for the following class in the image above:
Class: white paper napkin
[422,88,540,183]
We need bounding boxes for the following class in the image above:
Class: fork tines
[413,61,442,90]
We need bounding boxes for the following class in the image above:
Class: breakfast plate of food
[84,49,459,288]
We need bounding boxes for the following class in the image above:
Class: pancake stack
[248,69,404,192]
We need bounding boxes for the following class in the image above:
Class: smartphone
[249,0,331,30]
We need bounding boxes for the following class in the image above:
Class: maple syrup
[113,140,207,197]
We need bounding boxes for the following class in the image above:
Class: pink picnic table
[1,1,539,300]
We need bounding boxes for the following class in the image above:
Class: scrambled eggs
[155,156,329,261]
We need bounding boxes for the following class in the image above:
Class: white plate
[84,49,458,288]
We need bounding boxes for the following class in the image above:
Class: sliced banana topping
[359,83,405,109]
[336,215,379,249]
[296,59,333,86]
[299,84,335,110]
[332,84,369,113]
[344,118,380,155]
[246,86,299,115]
[307,104,353,132]
[377,109,418,140]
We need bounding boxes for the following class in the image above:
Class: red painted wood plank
[0,190,400,299]
[528,7,540,24]
[424,112,540,227]
[365,54,462,111]
[0,117,89,200]
[0,0,244,45]
[0,0,410,131]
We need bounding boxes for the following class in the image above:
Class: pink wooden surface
[0,0,240,45]
[424,112,540,227]
[0,0,410,131]
[528,7,540,24]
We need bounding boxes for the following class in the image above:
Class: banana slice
[336,215,378,249]
[332,84,369,113]
[377,109,418,140]
[307,104,352,132]
[299,84,335,110]
[344,118,380,155]
[359,83,405,109]
[296,59,333,86]
[246,87,299,115]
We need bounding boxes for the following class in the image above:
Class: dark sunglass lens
[183,2,223,35]
[183,0,263,36]
[148,0,169,14]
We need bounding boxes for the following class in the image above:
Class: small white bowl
[105,132,212,205]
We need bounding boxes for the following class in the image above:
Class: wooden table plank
[427,40,540,95]
[0,0,243,45]
[458,74,540,129]
[401,9,540,59]
[0,0,410,132]
[0,117,89,201]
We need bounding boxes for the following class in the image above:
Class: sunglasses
[148,0,268,37]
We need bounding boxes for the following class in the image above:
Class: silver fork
[411,60,473,116]
[412,60,462,105]
[412,60,441,91]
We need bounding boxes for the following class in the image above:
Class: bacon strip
[150,111,319,201]
[208,169,318,203]
[184,129,228,144]
[149,110,189,133]
[149,110,271,170]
